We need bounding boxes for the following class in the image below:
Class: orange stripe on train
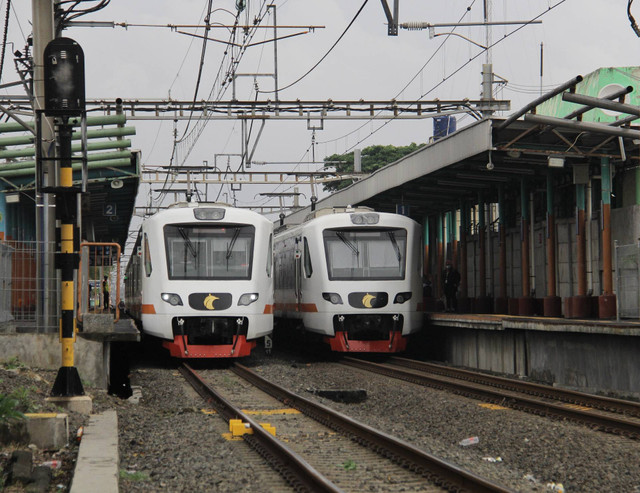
[142,304,156,314]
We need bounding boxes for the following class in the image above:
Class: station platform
[0,315,139,388]
[421,311,640,398]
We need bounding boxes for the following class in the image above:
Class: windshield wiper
[178,227,197,258]
[336,231,359,256]
[226,228,241,260]
[387,231,402,262]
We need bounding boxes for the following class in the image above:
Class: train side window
[143,233,152,277]
[303,237,312,278]
[266,234,273,277]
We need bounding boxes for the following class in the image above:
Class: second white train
[273,207,423,352]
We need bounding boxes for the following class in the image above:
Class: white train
[274,207,423,352]
[125,202,274,358]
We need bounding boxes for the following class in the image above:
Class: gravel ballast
[3,346,640,492]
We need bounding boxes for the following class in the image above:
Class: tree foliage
[323,143,424,192]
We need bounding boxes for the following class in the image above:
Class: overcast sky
[5,0,640,220]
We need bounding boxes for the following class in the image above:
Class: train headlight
[393,292,412,304]
[161,293,183,306]
[194,207,225,220]
[238,293,259,306]
[350,213,379,225]
[322,292,343,305]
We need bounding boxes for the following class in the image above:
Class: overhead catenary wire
[0,0,11,83]
[316,0,479,148]
[332,0,568,156]
[258,0,369,95]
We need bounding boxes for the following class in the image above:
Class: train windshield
[164,224,254,280]
[323,228,407,280]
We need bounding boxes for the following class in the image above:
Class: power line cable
[316,0,477,147]
[629,0,640,36]
[258,0,369,94]
[336,0,568,155]
[0,0,11,83]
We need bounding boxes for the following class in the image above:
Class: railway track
[179,362,513,493]
[341,356,640,439]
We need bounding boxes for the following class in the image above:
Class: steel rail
[341,358,640,439]
[179,363,343,493]
[389,357,640,419]
[232,362,513,493]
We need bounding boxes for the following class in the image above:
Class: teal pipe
[0,114,126,134]
[0,157,133,178]
[0,139,132,159]
[0,150,133,171]
[0,126,135,147]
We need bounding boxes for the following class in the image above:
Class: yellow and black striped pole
[43,37,86,397]
[50,121,84,397]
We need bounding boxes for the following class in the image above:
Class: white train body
[274,208,423,352]
[125,203,274,358]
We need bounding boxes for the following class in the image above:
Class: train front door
[294,239,302,312]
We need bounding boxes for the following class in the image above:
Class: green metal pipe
[0,139,132,159]
[0,126,135,146]
[0,157,133,178]
[0,150,133,171]
[0,114,126,134]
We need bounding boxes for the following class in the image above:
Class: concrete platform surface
[70,410,118,493]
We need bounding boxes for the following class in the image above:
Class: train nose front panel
[188,293,232,311]
[347,292,389,309]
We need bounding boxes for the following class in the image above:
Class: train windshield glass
[164,224,255,280]
[323,228,407,280]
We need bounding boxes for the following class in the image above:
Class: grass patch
[119,469,149,482]
[0,394,25,424]
[342,459,357,471]
[2,357,24,370]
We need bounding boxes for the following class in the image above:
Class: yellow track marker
[479,403,508,410]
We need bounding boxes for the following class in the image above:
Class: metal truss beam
[0,98,508,121]
[133,205,300,216]
[140,169,363,186]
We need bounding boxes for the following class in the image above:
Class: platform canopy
[283,69,640,224]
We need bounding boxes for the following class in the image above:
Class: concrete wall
[0,332,108,388]
[428,326,640,397]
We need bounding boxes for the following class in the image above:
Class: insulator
[400,22,430,31]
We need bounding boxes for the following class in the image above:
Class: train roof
[146,202,272,225]
[275,207,418,237]
[303,206,374,222]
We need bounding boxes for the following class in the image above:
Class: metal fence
[0,239,122,331]
[78,242,121,322]
[615,240,640,320]
[0,239,58,330]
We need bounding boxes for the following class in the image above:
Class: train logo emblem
[362,293,376,308]
[203,294,219,310]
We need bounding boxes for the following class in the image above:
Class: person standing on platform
[443,260,460,312]
[103,275,110,311]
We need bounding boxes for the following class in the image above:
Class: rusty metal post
[436,213,444,302]
[495,185,508,313]
[519,178,533,315]
[599,157,616,318]
[459,201,469,312]
[544,171,561,316]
